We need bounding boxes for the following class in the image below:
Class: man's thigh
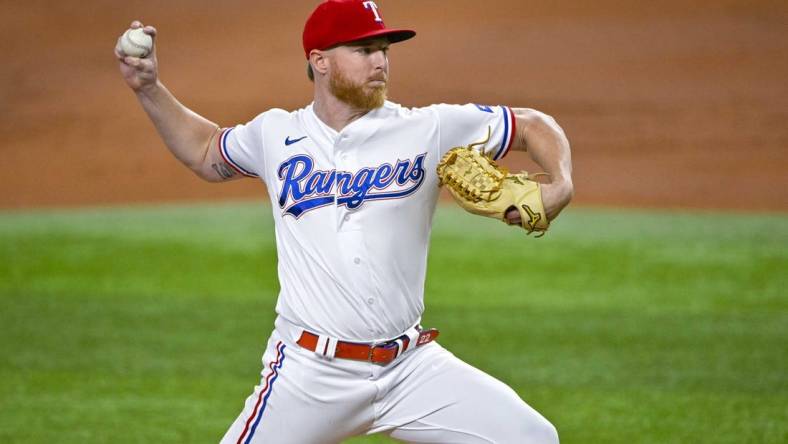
[372,343,559,444]
[220,331,377,444]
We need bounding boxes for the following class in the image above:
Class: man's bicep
[434,104,516,160]
[200,130,242,182]
[509,108,533,152]
[510,108,565,153]
[201,127,260,182]
[204,148,244,182]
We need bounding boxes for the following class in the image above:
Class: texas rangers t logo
[277,153,427,218]
[363,1,383,22]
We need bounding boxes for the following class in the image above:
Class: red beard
[329,62,387,111]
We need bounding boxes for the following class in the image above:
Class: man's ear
[310,50,330,77]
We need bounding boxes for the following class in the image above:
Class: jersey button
[367,298,375,305]
[344,214,351,222]
[353,257,361,265]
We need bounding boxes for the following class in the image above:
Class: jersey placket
[333,132,383,332]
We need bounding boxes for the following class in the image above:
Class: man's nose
[371,50,387,69]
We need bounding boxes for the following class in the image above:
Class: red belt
[297,328,440,365]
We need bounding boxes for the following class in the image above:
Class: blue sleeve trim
[220,127,259,178]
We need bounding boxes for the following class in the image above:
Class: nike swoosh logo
[285,136,307,146]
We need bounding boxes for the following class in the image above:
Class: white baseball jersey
[219,101,516,342]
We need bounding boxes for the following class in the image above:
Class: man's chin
[366,88,387,108]
[366,92,387,110]
[341,88,387,110]
[329,75,387,110]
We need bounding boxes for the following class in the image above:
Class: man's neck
[313,87,373,133]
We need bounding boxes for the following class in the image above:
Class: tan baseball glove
[436,128,550,236]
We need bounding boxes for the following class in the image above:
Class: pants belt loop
[326,337,338,360]
[394,338,405,359]
[314,334,338,360]
[404,326,420,352]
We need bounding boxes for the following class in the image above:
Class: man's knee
[521,417,559,444]
[490,405,558,443]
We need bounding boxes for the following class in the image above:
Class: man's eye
[357,47,387,55]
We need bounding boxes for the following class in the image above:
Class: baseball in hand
[118,28,153,58]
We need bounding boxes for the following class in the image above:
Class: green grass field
[1,202,786,443]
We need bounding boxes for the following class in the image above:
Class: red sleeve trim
[501,107,516,159]
[218,127,259,178]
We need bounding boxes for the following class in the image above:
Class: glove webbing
[440,154,504,202]
[438,127,504,202]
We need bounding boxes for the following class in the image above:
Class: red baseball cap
[303,0,416,59]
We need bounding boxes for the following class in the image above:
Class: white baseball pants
[221,317,558,444]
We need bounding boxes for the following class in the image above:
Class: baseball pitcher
[115,1,573,442]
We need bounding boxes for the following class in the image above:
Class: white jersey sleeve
[433,104,517,160]
[218,112,267,180]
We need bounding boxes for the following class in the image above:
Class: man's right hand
[113,20,247,184]
[115,21,159,93]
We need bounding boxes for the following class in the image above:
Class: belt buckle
[367,338,400,363]
[367,339,384,363]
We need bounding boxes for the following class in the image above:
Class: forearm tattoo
[211,162,238,180]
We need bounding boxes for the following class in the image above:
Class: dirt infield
[2,0,786,211]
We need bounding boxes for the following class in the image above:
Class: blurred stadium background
[1,1,786,442]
